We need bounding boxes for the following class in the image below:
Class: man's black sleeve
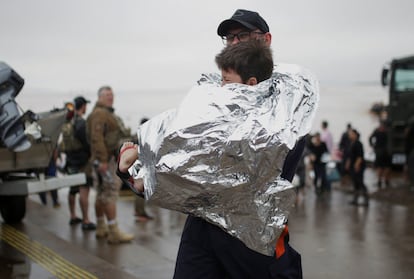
[280,137,306,182]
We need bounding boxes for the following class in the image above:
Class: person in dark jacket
[174,10,304,279]
[347,129,369,206]
[369,121,391,188]
[338,123,352,177]
[308,132,329,195]
[119,10,308,279]
[63,96,96,230]
[405,119,414,190]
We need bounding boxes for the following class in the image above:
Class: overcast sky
[1,0,413,94]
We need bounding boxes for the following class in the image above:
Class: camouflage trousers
[94,157,122,204]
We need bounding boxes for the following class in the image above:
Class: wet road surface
[291,174,414,278]
[1,168,414,278]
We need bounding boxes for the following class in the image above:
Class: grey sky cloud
[1,0,413,93]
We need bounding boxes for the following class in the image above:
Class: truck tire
[0,195,26,224]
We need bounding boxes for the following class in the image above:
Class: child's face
[221,69,243,86]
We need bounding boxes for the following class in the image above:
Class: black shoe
[69,217,82,225]
[82,222,97,230]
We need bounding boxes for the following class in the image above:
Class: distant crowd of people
[296,121,369,206]
[296,117,414,206]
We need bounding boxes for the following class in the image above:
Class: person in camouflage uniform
[87,86,133,244]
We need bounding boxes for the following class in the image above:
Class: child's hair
[215,40,273,83]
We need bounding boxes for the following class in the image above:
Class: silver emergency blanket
[134,64,319,256]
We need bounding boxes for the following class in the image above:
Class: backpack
[59,118,83,152]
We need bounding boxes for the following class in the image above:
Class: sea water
[15,84,388,152]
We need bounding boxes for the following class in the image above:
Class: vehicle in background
[0,62,84,224]
[381,55,414,166]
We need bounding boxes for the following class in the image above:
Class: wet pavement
[1,168,414,278]
[291,174,414,279]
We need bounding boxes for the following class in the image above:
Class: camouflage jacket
[86,102,130,163]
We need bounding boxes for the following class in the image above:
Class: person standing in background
[87,86,134,244]
[39,148,60,208]
[347,128,369,206]
[294,135,311,200]
[338,123,352,178]
[308,133,329,195]
[404,119,414,191]
[320,120,334,191]
[369,121,391,188]
[320,120,334,154]
[62,96,96,230]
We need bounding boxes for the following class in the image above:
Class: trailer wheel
[0,195,26,224]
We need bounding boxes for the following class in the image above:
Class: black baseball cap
[74,96,90,110]
[217,9,269,36]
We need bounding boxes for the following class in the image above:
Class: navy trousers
[173,216,302,279]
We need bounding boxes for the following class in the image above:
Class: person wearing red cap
[172,9,304,279]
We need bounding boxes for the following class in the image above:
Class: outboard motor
[0,62,31,151]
